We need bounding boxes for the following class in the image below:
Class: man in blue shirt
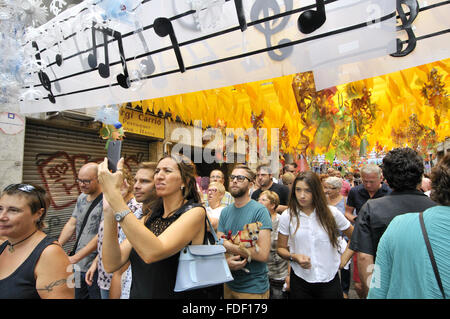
[218,164,272,299]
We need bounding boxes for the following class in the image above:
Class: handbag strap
[171,200,220,245]
[419,212,446,299]
[205,213,219,244]
[71,193,103,253]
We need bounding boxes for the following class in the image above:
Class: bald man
[420,176,432,196]
[59,162,103,299]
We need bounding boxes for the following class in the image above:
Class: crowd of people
[0,147,448,299]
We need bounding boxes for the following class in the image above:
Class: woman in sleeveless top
[99,154,206,298]
[0,184,74,299]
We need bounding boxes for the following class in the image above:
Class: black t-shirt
[346,183,391,215]
[251,182,290,206]
[129,200,207,299]
[349,190,437,257]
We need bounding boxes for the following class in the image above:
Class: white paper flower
[19,0,48,27]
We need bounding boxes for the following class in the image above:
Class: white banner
[19,0,397,113]
[313,0,450,90]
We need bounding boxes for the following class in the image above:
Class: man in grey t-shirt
[58,162,102,299]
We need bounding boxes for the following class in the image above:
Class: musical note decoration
[390,0,419,57]
[88,24,131,88]
[54,24,65,66]
[32,41,56,104]
[134,22,156,76]
[297,0,326,34]
[55,53,63,66]
[88,26,111,78]
[153,17,186,73]
[234,0,247,32]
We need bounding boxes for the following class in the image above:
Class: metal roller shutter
[23,123,149,252]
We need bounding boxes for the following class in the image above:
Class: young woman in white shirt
[277,172,353,299]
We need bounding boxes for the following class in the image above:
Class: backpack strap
[69,193,103,256]
[419,212,446,299]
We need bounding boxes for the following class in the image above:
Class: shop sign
[119,108,164,139]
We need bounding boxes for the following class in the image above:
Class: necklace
[6,230,38,253]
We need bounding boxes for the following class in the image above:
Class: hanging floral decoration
[126,59,449,163]
[421,67,449,127]
[291,72,339,157]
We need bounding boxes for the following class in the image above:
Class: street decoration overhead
[16,0,398,113]
[0,0,448,163]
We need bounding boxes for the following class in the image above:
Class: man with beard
[217,164,272,299]
[59,162,103,299]
[251,164,290,213]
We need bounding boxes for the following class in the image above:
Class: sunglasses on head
[3,184,46,213]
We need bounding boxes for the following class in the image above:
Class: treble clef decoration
[250,0,294,61]
[390,0,419,57]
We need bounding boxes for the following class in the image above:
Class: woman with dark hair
[277,172,353,299]
[99,154,207,299]
[0,184,73,298]
[368,154,450,299]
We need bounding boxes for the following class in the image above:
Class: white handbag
[174,214,233,292]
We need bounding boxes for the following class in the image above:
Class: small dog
[230,222,262,267]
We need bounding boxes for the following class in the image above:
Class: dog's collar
[238,231,255,247]
[221,230,233,241]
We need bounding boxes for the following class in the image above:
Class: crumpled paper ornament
[189,0,226,31]
[18,0,48,27]
[96,105,125,150]
[95,0,141,26]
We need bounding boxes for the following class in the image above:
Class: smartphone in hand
[107,140,122,173]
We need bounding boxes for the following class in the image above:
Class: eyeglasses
[229,175,251,182]
[207,188,218,194]
[76,179,93,185]
[3,184,46,213]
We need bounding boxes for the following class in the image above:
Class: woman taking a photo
[99,154,207,299]
[277,172,353,299]
[0,184,73,299]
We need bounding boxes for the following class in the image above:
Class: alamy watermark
[170,121,280,173]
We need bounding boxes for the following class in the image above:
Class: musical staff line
[36,0,340,69]
[33,11,412,102]
[29,0,344,89]
[30,11,397,91]
[24,1,449,99]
